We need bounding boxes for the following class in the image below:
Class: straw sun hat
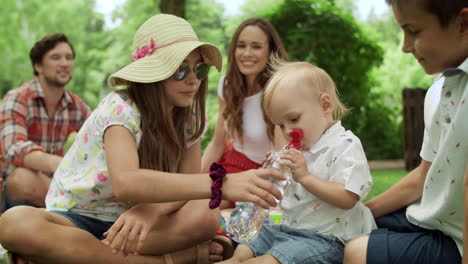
[108,14,222,87]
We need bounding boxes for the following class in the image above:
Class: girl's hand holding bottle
[227,129,304,242]
[223,168,286,209]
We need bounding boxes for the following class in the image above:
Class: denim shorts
[49,210,114,240]
[238,224,344,264]
[367,208,461,264]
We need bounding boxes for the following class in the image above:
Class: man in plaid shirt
[0,33,90,212]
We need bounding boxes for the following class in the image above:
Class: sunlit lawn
[365,169,407,202]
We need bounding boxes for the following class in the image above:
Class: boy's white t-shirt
[280,121,376,242]
[419,76,444,162]
[217,76,274,163]
[407,58,468,255]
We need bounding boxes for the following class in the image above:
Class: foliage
[0,0,227,109]
[186,0,227,93]
[159,0,185,17]
[334,0,356,16]
[0,0,110,108]
[263,0,392,159]
[108,0,226,95]
[360,12,433,158]
[1,0,433,160]
[365,13,433,98]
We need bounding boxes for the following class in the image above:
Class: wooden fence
[402,88,427,171]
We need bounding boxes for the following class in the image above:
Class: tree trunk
[159,0,186,18]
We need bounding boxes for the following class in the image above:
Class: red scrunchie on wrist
[209,162,226,209]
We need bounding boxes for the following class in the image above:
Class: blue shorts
[1,181,35,212]
[367,208,461,264]
[238,224,344,264]
[49,210,114,240]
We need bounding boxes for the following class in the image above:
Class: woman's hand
[101,203,160,255]
[279,149,310,183]
[222,168,285,209]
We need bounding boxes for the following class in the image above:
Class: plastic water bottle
[227,129,303,242]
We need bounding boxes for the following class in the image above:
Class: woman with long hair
[202,18,288,209]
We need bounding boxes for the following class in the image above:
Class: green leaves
[264,0,388,158]
[0,0,424,160]
[0,0,108,108]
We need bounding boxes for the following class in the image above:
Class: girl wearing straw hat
[0,14,285,264]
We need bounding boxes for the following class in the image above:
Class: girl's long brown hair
[122,79,207,173]
[223,18,288,140]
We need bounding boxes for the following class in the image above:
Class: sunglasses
[172,62,210,81]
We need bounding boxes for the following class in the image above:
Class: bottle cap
[287,128,304,150]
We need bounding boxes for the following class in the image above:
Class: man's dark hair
[30,33,75,76]
[386,0,468,27]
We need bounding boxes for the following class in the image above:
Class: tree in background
[334,0,356,16]
[361,10,432,159]
[365,11,432,112]
[0,0,110,108]
[159,0,186,18]
[1,0,430,160]
[262,0,408,159]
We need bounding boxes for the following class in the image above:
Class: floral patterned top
[46,92,204,222]
[280,121,376,242]
[406,58,468,255]
[46,92,141,221]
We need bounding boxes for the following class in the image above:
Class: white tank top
[217,76,274,163]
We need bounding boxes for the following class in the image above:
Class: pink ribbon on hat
[130,37,198,61]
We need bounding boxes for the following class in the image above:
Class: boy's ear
[320,94,333,114]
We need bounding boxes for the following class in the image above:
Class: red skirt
[217,141,262,173]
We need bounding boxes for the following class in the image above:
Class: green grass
[365,169,407,202]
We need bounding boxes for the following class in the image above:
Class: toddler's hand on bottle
[223,168,285,209]
[280,149,309,183]
[261,151,272,166]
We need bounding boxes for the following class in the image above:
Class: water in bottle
[227,129,303,242]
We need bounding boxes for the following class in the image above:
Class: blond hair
[262,59,349,140]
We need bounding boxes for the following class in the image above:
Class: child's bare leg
[138,199,222,256]
[5,168,51,207]
[0,206,166,264]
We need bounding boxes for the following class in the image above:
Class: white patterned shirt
[280,121,376,242]
[407,58,468,255]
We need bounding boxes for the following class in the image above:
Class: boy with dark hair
[0,33,90,212]
[343,0,468,263]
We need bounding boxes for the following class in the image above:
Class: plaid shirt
[0,78,91,178]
